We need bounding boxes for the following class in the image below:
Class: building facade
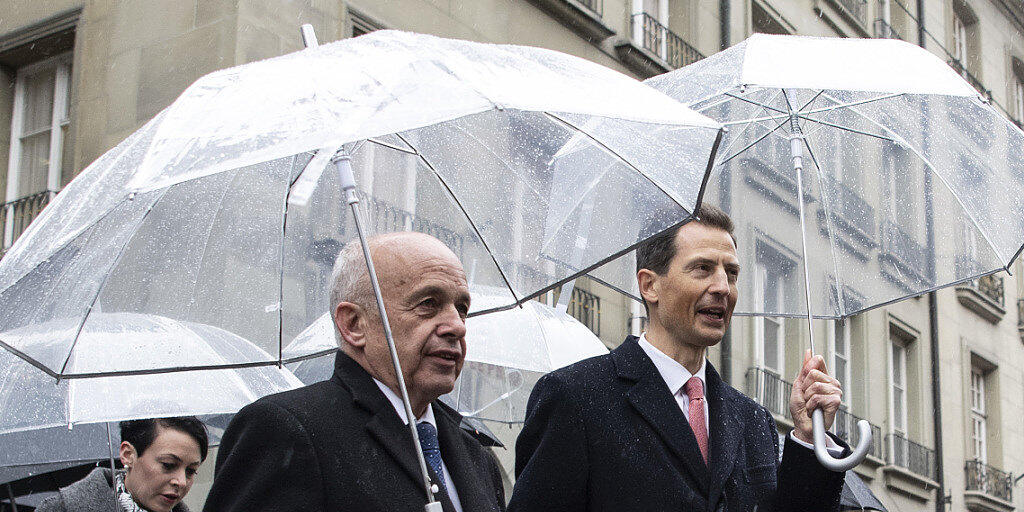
[1,1,1023,511]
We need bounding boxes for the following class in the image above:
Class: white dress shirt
[637,334,839,454]
[374,379,464,512]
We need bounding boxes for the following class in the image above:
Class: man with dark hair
[203,232,505,512]
[509,205,849,512]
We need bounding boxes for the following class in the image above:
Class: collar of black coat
[330,350,493,512]
[612,336,746,506]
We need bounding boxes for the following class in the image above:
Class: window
[890,338,907,435]
[969,368,987,462]
[829,319,852,409]
[631,0,670,60]
[349,8,383,38]
[754,241,792,376]
[952,10,968,65]
[950,1,979,80]
[1014,76,1024,122]
[5,53,71,249]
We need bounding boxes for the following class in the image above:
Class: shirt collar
[373,378,436,427]
[637,333,706,395]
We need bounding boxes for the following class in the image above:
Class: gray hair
[328,239,374,344]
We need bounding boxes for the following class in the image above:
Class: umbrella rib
[723,92,790,116]
[801,136,851,318]
[0,338,59,379]
[716,118,790,166]
[392,132,521,306]
[57,188,173,377]
[798,93,904,117]
[819,91,1010,264]
[366,137,418,155]
[796,115,896,143]
[543,112,696,214]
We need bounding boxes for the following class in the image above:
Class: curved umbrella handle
[812,409,872,472]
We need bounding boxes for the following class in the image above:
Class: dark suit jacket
[203,352,506,512]
[508,336,848,512]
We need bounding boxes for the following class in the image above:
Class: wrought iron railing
[975,274,1005,307]
[823,177,875,239]
[356,191,467,257]
[568,287,601,336]
[630,12,704,70]
[887,432,936,480]
[746,367,792,420]
[834,0,869,27]
[948,58,993,102]
[834,408,884,460]
[575,0,602,17]
[2,190,54,250]
[965,460,1013,502]
[880,220,927,280]
[873,18,903,40]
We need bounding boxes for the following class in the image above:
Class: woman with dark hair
[37,416,209,512]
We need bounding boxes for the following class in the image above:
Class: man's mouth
[697,306,726,322]
[428,349,461,363]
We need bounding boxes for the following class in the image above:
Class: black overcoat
[203,352,506,512]
[508,336,848,512]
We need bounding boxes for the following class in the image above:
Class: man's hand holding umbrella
[790,350,843,446]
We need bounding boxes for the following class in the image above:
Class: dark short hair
[635,205,736,313]
[120,417,209,462]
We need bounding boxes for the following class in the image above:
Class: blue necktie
[416,422,449,499]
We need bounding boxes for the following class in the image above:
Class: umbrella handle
[811,409,872,472]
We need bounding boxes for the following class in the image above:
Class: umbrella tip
[300,24,319,49]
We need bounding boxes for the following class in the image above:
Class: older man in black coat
[509,206,849,512]
[203,232,505,512]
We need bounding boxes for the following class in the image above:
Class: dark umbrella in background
[841,471,888,511]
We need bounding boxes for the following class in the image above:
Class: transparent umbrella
[283,288,609,424]
[590,33,1024,471]
[0,30,722,509]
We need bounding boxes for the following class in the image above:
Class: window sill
[964,490,1015,512]
[881,464,938,503]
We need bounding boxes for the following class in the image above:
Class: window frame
[969,367,987,463]
[889,337,908,435]
[5,51,71,248]
[828,318,852,410]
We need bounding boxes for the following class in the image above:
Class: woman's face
[120,427,202,512]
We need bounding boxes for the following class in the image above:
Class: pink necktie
[683,376,709,464]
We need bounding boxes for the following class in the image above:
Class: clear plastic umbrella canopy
[283,290,608,424]
[0,312,302,433]
[590,33,1024,319]
[0,30,721,378]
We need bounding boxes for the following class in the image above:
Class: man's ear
[637,269,659,309]
[334,301,367,349]
[119,441,136,469]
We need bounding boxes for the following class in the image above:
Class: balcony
[948,58,993,102]
[887,433,936,480]
[829,0,869,29]
[879,220,928,291]
[568,287,601,336]
[834,408,884,462]
[2,190,55,253]
[746,367,793,422]
[873,18,904,40]
[356,191,467,258]
[527,0,613,43]
[741,156,815,218]
[965,460,1014,511]
[956,273,1006,323]
[615,12,704,77]
[817,177,876,260]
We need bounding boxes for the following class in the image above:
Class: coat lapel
[435,402,499,512]
[705,362,744,508]
[333,353,426,492]
[614,337,710,496]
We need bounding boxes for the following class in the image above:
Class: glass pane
[835,354,848,390]
[894,389,905,430]
[18,131,51,197]
[834,321,846,354]
[892,344,903,383]
[764,318,779,370]
[21,68,56,134]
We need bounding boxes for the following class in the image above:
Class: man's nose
[437,304,467,339]
[709,267,730,294]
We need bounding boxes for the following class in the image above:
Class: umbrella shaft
[790,135,816,355]
[336,152,438,505]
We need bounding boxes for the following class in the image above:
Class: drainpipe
[719,0,730,50]
[915,2,946,510]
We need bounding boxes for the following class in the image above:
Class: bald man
[204,233,505,512]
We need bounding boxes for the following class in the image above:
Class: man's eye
[418,298,438,309]
[162,463,175,471]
